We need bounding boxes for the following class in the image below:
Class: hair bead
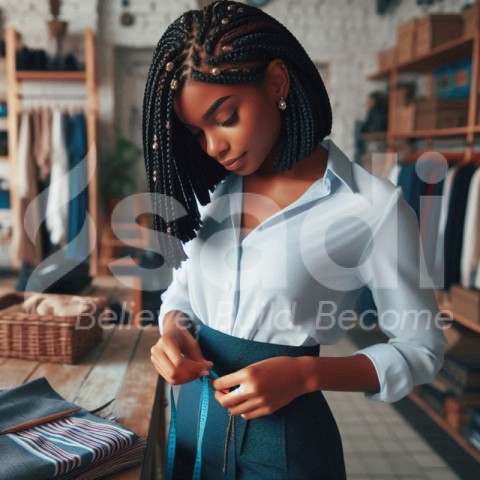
[211,67,221,76]
[166,62,174,71]
[170,79,179,90]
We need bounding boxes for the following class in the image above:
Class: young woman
[144,1,446,478]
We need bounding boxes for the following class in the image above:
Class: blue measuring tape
[165,369,220,480]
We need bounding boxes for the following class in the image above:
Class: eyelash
[192,111,238,139]
[218,111,238,127]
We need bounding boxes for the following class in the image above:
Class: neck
[254,143,328,180]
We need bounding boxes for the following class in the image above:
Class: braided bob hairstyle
[142,0,332,268]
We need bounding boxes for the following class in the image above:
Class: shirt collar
[321,139,358,194]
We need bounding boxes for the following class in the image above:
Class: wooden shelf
[409,390,480,463]
[368,34,475,79]
[439,301,480,334]
[361,131,388,140]
[368,68,392,81]
[15,71,86,82]
[398,34,474,73]
[395,127,470,138]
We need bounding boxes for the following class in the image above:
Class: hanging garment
[418,159,447,279]
[33,107,52,181]
[443,162,477,290]
[10,110,42,268]
[460,166,480,288]
[397,162,421,221]
[45,108,69,246]
[66,110,89,261]
[433,166,458,289]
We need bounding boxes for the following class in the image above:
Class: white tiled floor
[322,335,461,480]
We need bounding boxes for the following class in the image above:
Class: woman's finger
[228,397,264,417]
[162,337,211,374]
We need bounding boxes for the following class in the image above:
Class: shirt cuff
[158,293,195,336]
[353,344,414,403]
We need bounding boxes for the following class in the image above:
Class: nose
[204,130,229,161]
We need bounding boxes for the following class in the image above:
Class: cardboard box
[417,14,463,55]
[396,82,416,106]
[450,284,480,325]
[377,46,397,71]
[463,0,480,36]
[415,14,464,57]
[395,103,416,133]
[415,98,468,130]
[397,18,419,63]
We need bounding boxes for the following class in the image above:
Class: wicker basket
[0,292,106,364]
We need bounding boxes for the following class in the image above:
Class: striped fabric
[8,416,135,477]
[0,378,145,480]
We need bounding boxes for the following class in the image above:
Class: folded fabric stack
[465,407,480,451]
[0,378,146,480]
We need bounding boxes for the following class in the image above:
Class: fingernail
[200,370,210,376]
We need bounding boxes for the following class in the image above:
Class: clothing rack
[5,26,99,275]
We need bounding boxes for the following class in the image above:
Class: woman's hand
[212,356,310,420]
[151,326,213,385]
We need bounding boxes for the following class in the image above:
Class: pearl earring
[278,96,287,110]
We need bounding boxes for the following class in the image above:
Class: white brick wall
[0,0,471,159]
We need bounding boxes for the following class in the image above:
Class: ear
[263,58,290,102]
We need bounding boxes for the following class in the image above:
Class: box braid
[142,0,332,268]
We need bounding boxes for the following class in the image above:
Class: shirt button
[324,177,331,191]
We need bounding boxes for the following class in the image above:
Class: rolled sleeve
[158,260,195,336]
[354,187,447,403]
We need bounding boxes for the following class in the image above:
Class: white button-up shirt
[159,139,446,403]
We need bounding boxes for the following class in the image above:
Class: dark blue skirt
[172,322,346,480]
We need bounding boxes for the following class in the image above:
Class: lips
[221,153,244,167]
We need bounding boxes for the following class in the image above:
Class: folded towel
[23,294,98,317]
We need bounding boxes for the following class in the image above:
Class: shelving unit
[410,389,480,463]
[4,26,99,275]
[367,12,480,463]
[367,29,480,160]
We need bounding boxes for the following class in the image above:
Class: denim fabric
[0,377,79,433]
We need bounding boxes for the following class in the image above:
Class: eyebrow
[203,95,233,121]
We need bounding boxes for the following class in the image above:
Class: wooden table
[0,326,164,480]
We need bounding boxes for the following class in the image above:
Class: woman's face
[173,64,286,175]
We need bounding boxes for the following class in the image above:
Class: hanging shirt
[46,108,70,245]
[433,166,458,289]
[461,166,480,288]
[10,110,42,268]
[67,111,89,261]
[158,139,447,404]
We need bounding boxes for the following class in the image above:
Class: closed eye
[217,111,238,127]
[191,111,238,139]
